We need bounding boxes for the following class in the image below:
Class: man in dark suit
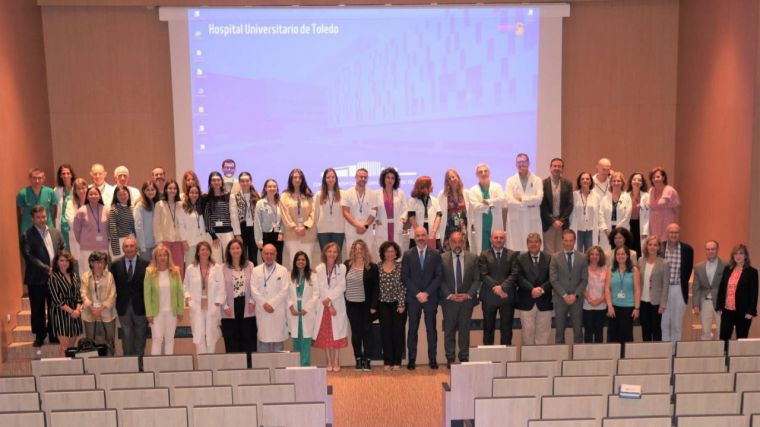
[402,226,443,370]
[478,229,518,345]
[540,158,573,254]
[515,233,553,345]
[549,229,588,344]
[692,240,725,340]
[661,223,694,342]
[22,205,65,347]
[440,232,479,367]
[111,236,149,356]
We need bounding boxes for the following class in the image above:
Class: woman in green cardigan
[144,244,184,355]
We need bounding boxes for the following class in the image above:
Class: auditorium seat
[0,392,40,412]
[506,361,562,378]
[607,393,672,417]
[674,372,734,393]
[676,414,749,427]
[196,353,247,371]
[261,401,326,427]
[675,392,741,416]
[172,385,234,427]
[31,358,84,377]
[676,340,725,358]
[0,377,36,393]
[97,372,155,392]
[736,372,760,393]
[49,409,117,427]
[553,375,613,396]
[83,356,139,376]
[273,367,332,424]
[521,344,571,362]
[572,343,621,361]
[673,356,726,374]
[156,370,212,401]
[474,396,540,427]
[601,416,671,427]
[444,361,506,424]
[528,419,596,427]
[470,345,519,363]
[616,358,671,375]
[729,356,760,373]
[728,340,760,357]
[0,411,45,427]
[562,359,616,376]
[742,391,760,415]
[251,352,300,374]
[106,387,169,411]
[492,376,552,398]
[37,374,96,393]
[213,368,270,401]
[235,383,296,424]
[613,374,672,394]
[42,389,105,426]
[623,342,672,359]
[142,355,194,373]
[541,395,607,423]
[192,404,258,426]
[118,406,188,427]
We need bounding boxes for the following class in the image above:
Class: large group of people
[18,154,758,370]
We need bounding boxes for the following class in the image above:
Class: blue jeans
[577,230,594,253]
[317,232,345,252]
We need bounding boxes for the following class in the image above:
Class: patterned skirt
[312,308,347,349]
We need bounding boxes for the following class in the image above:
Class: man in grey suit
[479,230,519,345]
[22,205,65,347]
[549,229,588,344]
[692,240,725,340]
[440,232,480,367]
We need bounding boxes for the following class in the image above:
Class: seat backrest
[553,376,613,396]
[474,396,540,427]
[261,402,326,427]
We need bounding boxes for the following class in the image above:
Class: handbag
[64,320,112,358]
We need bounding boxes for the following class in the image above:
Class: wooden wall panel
[0,0,53,364]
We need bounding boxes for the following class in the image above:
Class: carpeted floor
[329,366,449,427]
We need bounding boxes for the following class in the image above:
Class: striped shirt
[108,203,136,256]
[204,193,233,239]
[345,267,365,303]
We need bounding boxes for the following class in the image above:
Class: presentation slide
[184,7,541,192]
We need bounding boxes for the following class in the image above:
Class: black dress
[48,272,83,337]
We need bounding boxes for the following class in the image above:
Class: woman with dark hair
[65,178,89,274]
[648,167,680,241]
[599,172,632,252]
[220,239,257,353]
[178,183,209,265]
[374,167,407,251]
[717,244,758,340]
[377,240,406,370]
[569,172,603,253]
[231,172,261,265]
[288,251,319,366]
[314,168,346,252]
[582,246,607,343]
[107,186,136,258]
[54,164,77,250]
[73,186,109,272]
[181,170,200,198]
[81,251,116,355]
[638,235,669,341]
[254,179,284,264]
[628,172,650,256]
[154,180,185,275]
[605,246,641,343]
[406,176,442,249]
[184,241,224,354]
[49,250,83,357]
[607,227,638,265]
[438,168,470,250]
[144,244,184,355]
[312,242,348,371]
[134,181,160,261]
[280,168,316,270]
[204,172,234,264]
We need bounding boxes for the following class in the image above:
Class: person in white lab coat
[342,168,377,256]
[599,171,632,252]
[438,169,470,250]
[504,153,544,252]
[312,242,348,371]
[407,176,442,250]
[250,243,290,352]
[570,172,605,253]
[177,184,209,266]
[627,172,651,256]
[592,158,613,201]
[287,251,319,366]
[374,167,408,253]
[468,163,504,255]
[183,241,224,354]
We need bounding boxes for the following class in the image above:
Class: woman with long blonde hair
[144,244,184,355]
[343,239,379,371]
[439,168,469,250]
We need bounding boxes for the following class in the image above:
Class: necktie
[419,251,425,269]
[566,252,573,271]
[496,251,501,261]
[455,253,463,294]
[127,260,134,281]
[533,256,539,265]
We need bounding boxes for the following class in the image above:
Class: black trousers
[442,299,474,362]
[407,300,438,362]
[630,219,642,257]
[221,296,257,353]
[262,232,284,265]
[720,309,753,340]
[29,282,54,341]
[607,306,634,344]
[639,301,662,341]
[346,300,373,359]
[583,309,606,343]
[481,300,514,345]
[240,224,258,266]
[378,302,406,365]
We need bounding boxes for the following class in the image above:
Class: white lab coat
[569,190,605,249]
[599,192,633,251]
[183,263,225,345]
[374,188,408,250]
[437,189,471,242]
[312,263,348,340]
[250,263,290,343]
[467,182,505,255]
[176,204,209,249]
[406,196,442,237]
[504,173,544,252]
[633,192,651,238]
[287,272,320,339]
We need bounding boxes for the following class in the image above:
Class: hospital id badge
[215,221,223,227]
[617,291,626,299]
[93,301,101,308]
[95,235,104,242]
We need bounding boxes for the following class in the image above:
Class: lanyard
[92,278,100,304]
[168,202,177,225]
[328,191,335,215]
[421,196,429,221]
[264,264,276,288]
[88,204,102,233]
[326,265,334,287]
[581,193,588,218]
[242,193,251,216]
[356,190,365,214]
[200,265,209,291]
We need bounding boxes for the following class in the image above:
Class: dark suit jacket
[401,247,443,306]
[540,177,574,232]
[716,266,759,317]
[478,248,519,306]
[344,261,380,311]
[440,251,480,300]
[549,250,588,303]
[661,241,694,304]
[22,226,65,286]
[111,256,149,316]
[515,251,553,311]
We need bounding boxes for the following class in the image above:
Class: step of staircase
[21,297,30,311]
[12,325,35,343]
[15,310,31,327]
[6,341,60,360]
